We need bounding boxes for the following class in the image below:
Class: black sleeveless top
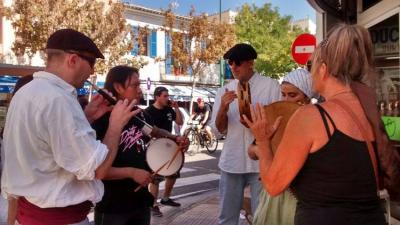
[291,104,386,225]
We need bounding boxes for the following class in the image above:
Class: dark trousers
[94,207,151,225]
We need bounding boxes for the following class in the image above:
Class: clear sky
[124,0,316,23]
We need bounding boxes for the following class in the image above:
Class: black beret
[46,29,104,59]
[223,43,257,62]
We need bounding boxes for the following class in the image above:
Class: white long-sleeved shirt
[210,73,280,174]
[1,71,108,208]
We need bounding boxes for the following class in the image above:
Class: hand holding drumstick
[134,160,170,192]
[167,135,190,169]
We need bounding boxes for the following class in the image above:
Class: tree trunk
[189,75,197,115]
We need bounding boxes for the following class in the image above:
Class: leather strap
[237,81,252,122]
[330,99,380,188]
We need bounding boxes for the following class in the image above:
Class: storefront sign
[370,26,399,56]
[382,116,400,141]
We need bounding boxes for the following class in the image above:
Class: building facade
[307,0,400,142]
[0,2,221,103]
[291,17,317,35]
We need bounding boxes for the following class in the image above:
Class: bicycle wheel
[187,129,200,156]
[205,136,218,153]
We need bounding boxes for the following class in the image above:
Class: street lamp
[219,0,224,87]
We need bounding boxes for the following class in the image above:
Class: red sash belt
[17,197,92,225]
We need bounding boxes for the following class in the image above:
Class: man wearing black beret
[1,29,140,225]
[210,43,280,225]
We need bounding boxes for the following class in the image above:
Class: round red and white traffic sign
[291,33,316,65]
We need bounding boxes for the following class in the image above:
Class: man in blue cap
[1,29,140,225]
[210,43,280,225]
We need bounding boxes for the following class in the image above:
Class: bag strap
[330,99,380,188]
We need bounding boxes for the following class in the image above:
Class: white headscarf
[282,68,314,98]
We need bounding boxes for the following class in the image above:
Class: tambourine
[263,101,300,153]
[146,138,184,176]
[238,81,252,124]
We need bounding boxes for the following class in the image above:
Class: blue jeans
[218,171,262,225]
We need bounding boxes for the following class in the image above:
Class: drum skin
[263,101,300,154]
[146,138,184,176]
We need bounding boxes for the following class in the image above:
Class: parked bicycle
[184,121,218,156]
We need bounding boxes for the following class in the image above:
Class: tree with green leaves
[163,6,235,111]
[1,0,147,74]
[235,3,304,79]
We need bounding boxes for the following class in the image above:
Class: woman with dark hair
[244,24,387,225]
[92,65,188,225]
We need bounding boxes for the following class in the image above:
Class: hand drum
[263,101,300,153]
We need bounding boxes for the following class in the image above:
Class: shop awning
[95,81,219,102]
[141,84,219,102]
[0,76,20,93]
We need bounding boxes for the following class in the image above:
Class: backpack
[352,82,400,202]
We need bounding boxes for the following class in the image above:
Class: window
[370,14,400,142]
[131,26,157,58]
[131,26,139,55]
[139,34,148,56]
[362,0,381,11]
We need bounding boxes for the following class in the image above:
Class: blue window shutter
[131,26,139,55]
[188,66,193,75]
[150,31,157,58]
[165,34,172,74]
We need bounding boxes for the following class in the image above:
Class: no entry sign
[291,33,316,65]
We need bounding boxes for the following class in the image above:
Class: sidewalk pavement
[149,189,250,225]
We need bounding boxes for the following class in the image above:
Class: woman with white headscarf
[250,68,314,225]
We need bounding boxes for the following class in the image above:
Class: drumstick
[134,160,170,192]
[167,147,181,170]
[85,80,152,128]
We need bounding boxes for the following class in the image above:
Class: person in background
[1,29,138,225]
[188,97,213,140]
[146,86,184,217]
[244,24,387,225]
[210,43,280,225]
[249,68,314,225]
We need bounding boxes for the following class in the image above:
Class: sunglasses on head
[227,59,242,67]
[65,50,96,68]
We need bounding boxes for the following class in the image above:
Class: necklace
[326,90,353,99]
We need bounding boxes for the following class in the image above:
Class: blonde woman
[245,24,387,225]
[249,68,314,225]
